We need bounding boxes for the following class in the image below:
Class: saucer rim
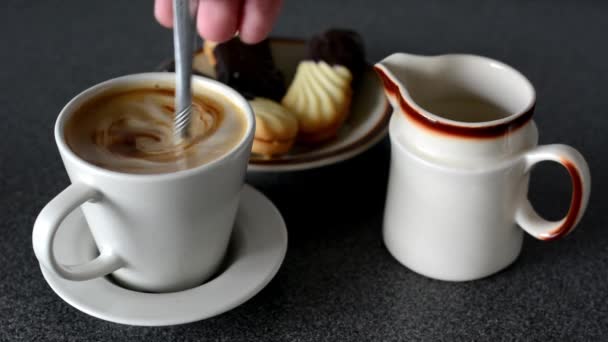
[39,184,288,326]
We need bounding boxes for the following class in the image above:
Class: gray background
[1,0,607,340]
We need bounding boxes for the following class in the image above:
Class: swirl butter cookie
[281,61,353,143]
[249,97,299,156]
[281,29,365,143]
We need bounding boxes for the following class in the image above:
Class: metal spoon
[172,0,199,142]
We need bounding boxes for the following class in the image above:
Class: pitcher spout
[374,53,429,110]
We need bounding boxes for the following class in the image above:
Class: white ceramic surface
[377,53,591,281]
[33,73,256,293]
[40,184,288,326]
[164,38,391,172]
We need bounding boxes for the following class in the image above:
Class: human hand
[155,0,283,44]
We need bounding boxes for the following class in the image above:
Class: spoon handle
[173,0,199,141]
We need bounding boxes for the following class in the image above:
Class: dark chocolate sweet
[213,38,286,101]
[307,29,366,84]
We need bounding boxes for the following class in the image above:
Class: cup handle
[515,144,591,241]
[33,183,124,280]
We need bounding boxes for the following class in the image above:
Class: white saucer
[39,185,287,326]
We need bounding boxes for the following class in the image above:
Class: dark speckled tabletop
[1,0,607,340]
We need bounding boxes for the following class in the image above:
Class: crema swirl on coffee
[65,88,247,174]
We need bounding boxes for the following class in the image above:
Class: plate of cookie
[158,29,390,172]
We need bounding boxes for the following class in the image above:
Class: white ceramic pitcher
[375,53,591,281]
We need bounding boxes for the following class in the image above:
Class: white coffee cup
[375,53,591,281]
[33,73,255,292]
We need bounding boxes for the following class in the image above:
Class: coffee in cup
[64,85,247,174]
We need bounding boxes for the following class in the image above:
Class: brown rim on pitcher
[374,54,537,139]
[375,69,534,139]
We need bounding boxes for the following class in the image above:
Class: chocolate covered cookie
[213,37,286,102]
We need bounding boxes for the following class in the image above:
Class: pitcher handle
[32,183,124,280]
[515,144,591,241]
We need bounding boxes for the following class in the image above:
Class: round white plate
[159,38,391,172]
[39,185,287,326]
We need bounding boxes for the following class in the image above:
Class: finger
[154,0,174,28]
[238,0,283,44]
[197,0,242,43]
